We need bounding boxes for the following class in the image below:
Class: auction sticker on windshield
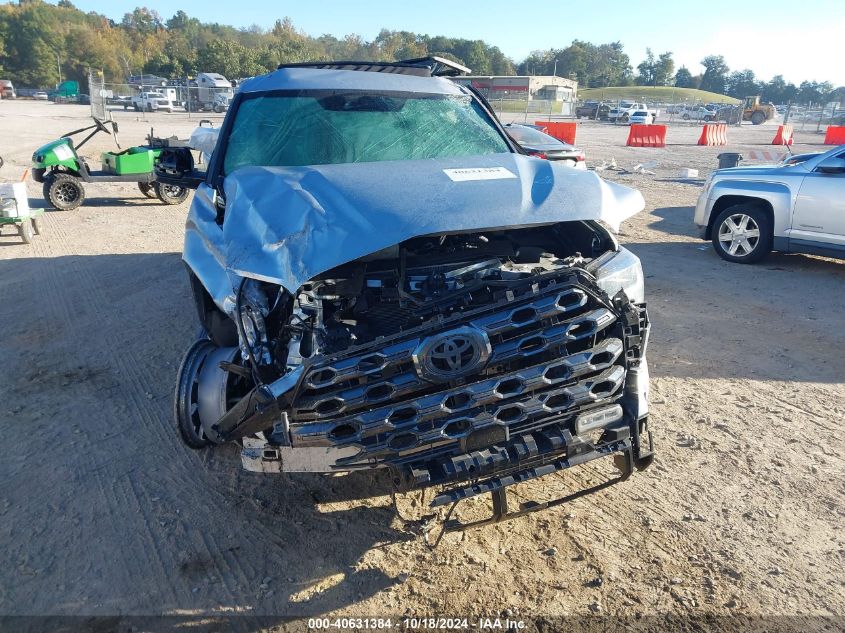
[443,167,517,182]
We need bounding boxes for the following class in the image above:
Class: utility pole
[56,53,62,85]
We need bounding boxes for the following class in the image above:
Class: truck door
[791,150,845,247]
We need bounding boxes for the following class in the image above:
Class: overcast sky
[69,0,844,86]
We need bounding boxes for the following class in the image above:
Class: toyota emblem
[413,326,491,383]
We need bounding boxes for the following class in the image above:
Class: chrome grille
[288,277,628,464]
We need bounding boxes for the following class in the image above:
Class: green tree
[654,52,674,86]
[674,66,694,88]
[726,69,759,98]
[635,48,655,85]
[699,55,729,94]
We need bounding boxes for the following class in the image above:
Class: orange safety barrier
[626,124,667,147]
[535,121,577,145]
[697,123,727,146]
[823,125,845,145]
[771,124,793,145]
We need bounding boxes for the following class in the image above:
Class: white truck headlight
[593,247,644,304]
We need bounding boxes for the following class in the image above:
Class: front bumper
[240,272,652,496]
[693,189,711,238]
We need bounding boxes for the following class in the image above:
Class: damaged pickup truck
[160,57,654,527]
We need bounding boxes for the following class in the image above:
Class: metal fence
[86,79,234,124]
[493,92,844,134]
[81,74,843,136]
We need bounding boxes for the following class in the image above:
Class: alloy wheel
[718,213,761,257]
[55,182,79,204]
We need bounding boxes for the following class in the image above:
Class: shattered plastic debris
[593,157,618,172]
[630,161,658,175]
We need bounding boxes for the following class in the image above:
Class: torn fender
[184,152,644,311]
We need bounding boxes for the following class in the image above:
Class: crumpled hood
[184,152,644,308]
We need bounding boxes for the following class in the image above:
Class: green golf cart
[31,117,189,210]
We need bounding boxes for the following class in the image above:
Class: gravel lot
[1,101,843,629]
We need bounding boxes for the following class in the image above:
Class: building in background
[452,75,578,115]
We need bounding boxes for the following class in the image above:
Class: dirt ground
[0,101,843,631]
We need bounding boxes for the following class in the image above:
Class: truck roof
[237,67,466,97]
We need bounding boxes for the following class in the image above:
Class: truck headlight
[593,247,644,304]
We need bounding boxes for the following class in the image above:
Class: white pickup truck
[607,101,660,123]
[132,91,176,113]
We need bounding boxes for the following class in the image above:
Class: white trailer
[190,73,234,113]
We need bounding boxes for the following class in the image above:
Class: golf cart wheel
[138,182,157,199]
[46,173,85,210]
[32,216,42,235]
[18,219,34,244]
[711,205,772,264]
[155,182,189,205]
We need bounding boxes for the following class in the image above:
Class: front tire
[45,173,85,210]
[174,339,217,449]
[154,182,189,205]
[751,111,766,125]
[711,205,772,264]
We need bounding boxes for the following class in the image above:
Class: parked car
[576,101,609,120]
[716,105,742,124]
[608,101,659,123]
[132,91,175,112]
[157,57,654,523]
[77,93,90,105]
[504,123,586,168]
[627,110,653,125]
[694,145,845,263]
[107,95,133,109]
[33,91,49,100]
[680,106,715,122]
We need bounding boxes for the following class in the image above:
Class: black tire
[213,104,223,113]
[682,113,690,120]
[711,205,772,264]
[18,219,34,244]
[45,173,85,210]
[174,339,216,449]
[134,103,140,112]
[751,111,766,125]
[154,182,189,205]
[138,182,156,199]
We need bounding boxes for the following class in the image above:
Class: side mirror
[155,147,204,189]
[816,157,845,174]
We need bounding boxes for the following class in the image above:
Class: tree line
[0,0,841,105]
